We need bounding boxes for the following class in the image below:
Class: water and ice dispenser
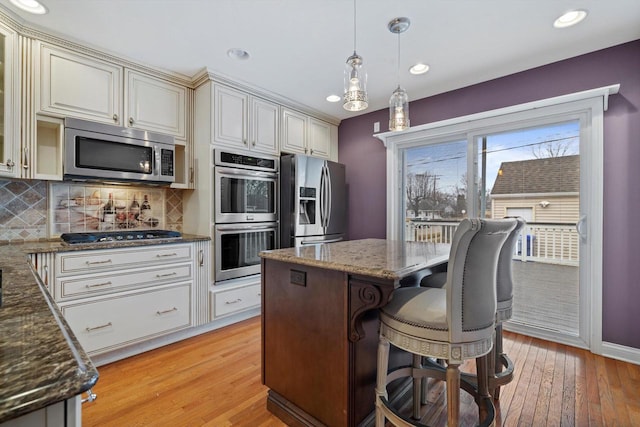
[298,187,316,225]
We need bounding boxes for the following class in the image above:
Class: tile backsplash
[0,178,183,241]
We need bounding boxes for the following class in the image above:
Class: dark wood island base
[260,239,449,427]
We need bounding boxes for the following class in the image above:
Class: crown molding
[0,5,341,126]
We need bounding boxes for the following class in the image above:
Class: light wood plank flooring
[82,316,640,426]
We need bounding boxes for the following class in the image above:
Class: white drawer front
[61,283,192,354]
[57,244,192,275]
[212,284,261,319]
[56,264,193,300]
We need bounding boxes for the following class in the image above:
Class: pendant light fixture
[388,17,410,131]
[343,0,368,111]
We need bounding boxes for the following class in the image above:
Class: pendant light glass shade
[343,52,368,111]
[389,85,409,131]
[388,17,410,131]
[343,0,368,111]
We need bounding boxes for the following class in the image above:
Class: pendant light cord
[353,0,357,52]
[397,30,400,87]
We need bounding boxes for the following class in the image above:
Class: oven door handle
[215,224,277,232]
[215,167,277,179]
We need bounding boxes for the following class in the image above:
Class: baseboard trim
[601,341,640,365]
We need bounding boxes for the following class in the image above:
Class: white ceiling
[3,0,640,122]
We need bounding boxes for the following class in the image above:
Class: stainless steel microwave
[64,118,175,184]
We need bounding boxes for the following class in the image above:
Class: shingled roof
[491,155,579,195]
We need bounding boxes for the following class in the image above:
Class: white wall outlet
[373,122,380,133]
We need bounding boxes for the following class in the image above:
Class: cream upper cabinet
[250,97,279,155]
[308,117,333,159]
[124,70,187,140]
[213,84,279,155]
[0,24,20,178]
[281,107,334,160]
[36,43,123,125]
[280,107,307,155]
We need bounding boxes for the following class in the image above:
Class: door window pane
[403,140,467,242]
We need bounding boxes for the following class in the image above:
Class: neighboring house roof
[491,155,579,195]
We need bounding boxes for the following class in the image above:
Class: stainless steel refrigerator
[280,154,347,247]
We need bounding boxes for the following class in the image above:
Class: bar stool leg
[493,323,504,399]
[476,354,491,423]
[375,336,390,427]
[446,362,461,427]
[412,354,422,420]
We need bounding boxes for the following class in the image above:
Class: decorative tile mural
[49,183,166,236]
[0,179,184,241]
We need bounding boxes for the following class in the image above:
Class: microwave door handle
[153,147,159,177]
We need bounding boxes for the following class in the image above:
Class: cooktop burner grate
[60,230,182,245]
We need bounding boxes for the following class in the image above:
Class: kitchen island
[260,239,449,427]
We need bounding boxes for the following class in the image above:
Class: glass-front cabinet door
[0,23,19,178]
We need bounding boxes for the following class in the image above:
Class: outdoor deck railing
[405,220,579,266]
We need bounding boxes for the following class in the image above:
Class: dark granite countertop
[260,238,450,280]
[0,234,210,423]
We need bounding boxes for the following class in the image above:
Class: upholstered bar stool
[420,217,525,399]
[375,218,516,426]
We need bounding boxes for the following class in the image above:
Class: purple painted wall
[338,40,640,350]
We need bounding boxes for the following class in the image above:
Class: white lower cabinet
[1,396,80,427]
[48,242,208,358]
[60,283,192,354]
[211,280,261,320]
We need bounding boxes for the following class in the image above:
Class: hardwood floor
[83,316,640,426]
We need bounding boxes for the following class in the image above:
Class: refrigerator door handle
[325,164,332,229]
[320,164,327,229]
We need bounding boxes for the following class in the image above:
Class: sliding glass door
[400,118,588,347]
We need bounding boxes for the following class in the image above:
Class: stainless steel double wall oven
[213,150,278,284]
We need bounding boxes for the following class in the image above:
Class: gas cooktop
[60,230,182,245]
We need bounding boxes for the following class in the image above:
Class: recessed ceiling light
[553,10,588,28]
[227,48,250,60]
[409,63,430,75]
[326,95,341,103]
[9,0,48,14]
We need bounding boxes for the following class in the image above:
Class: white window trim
[376,84,619,354]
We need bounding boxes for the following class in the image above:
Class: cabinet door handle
[85,259,112,265]
[3,159,14,169]
[190,167,194,184]
[199,249,204,267]
[86,322,112,332]
[129,117,135,125]
[113,114,118,122]
[81,389,97,404]
[43,265,48,286]
[225,298,242,305]
[156,272,177,278]
[86,281,112,288]
[252,140,256,146]
[23,147,29,170]
[156,253,177,258]
[243,139,247,145]
[157,307,178,315]
[310,148,314,155]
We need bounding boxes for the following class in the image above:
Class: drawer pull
[225,298,242,305]
[86,322,113,332]
[86,281,112,288]
[156,253,178,258]
[156,272,178,278]
[157,307,178,315]
[199,249,204,267]
[85,259,112,265]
